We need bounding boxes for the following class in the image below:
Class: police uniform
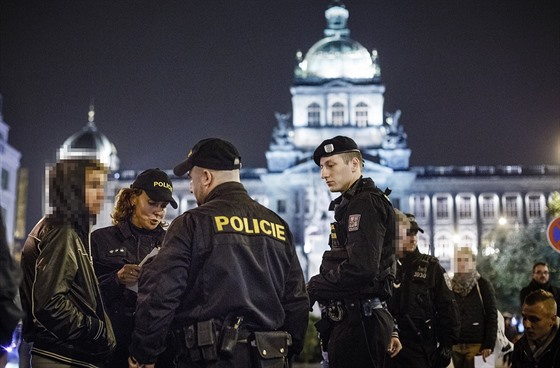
[307,136,396,368]
[129,139,309,367]
[386,246,459,368]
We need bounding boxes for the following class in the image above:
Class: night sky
[1,0,559,233]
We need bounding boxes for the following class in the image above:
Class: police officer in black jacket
[307,136,396,368]
[386,210,459,368]
[128,138,309,368]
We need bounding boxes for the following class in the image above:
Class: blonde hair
[339,151,363,170]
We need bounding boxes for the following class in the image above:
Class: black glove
[431,345,452,368]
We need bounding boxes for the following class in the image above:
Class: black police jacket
[91,220,164,318]
[20,218,116,367]
[387,248,460,347]
[129,182,309,364]
[308,177,395,302]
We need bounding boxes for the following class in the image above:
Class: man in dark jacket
[20,159,116,367]
[307,136,396,368]
[520,262,560,315]
[128,138,309,368]
[386,211,459,368]
[512,289,559,368]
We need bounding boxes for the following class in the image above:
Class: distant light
[498,217,507,226]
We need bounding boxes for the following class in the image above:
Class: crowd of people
[0,135,558,368]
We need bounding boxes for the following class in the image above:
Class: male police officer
[128,138,309,368]
[307,136,396,368]
[386,211,459,368]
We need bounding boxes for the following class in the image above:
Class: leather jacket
[20,218,116,367]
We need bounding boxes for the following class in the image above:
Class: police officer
[386,210,459,368]
[307,136,396,368]
[128,138,309,368]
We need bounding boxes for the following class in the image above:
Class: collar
[204,181,247,204]
[329,176,374,211]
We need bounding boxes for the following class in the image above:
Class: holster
[250,331,292,368]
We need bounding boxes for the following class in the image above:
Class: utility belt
[323,298,385,323]
[174,318,292,368]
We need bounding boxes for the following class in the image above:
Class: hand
[128,356,155,368]
[502,351,512,367]
[387,337,402,358]
[431,345,452,368]
[481,348,492,361]
[117,264,141,286]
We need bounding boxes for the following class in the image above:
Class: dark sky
[1,0,559,232]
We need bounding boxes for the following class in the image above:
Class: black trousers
[175,343,252,368]
[327,308,393,368]
[385,337,435,368]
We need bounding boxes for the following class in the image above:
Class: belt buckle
[326,301,345,322]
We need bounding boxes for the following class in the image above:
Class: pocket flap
[253,331,292,359]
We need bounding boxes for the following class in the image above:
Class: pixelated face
[130,191,167,230]
[532,265,549,284]
[395,215,416,257]
[319,154,358,193]
[455,249,476,274]
[84,168,107,215]
[522,302,556,343]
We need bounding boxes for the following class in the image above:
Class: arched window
[355,102,368,127]
[307,103,321,127]
[331,102,344,126]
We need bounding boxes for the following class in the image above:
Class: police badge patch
[348,214,361,231]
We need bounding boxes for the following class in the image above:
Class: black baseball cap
[313,136,361,165]
[173,138,241,176]
[405,213,424,233]
[131,168,178,209]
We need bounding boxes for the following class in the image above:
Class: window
[1,169,8,190]
[526,193,544,220]
[457,194,474,220]
[277,199,287,214]
[331,102,345,126]
[355,102,368,127]
[479,193,498,220]
[503,194,520,219]
[307,103,321,127]
[410,194,428,219]
[433,194,452,221]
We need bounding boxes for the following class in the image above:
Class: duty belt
[324,297,384,322]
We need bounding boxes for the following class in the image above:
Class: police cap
[405,213,424,233]
[131,168,178,209]
[173,138,241,176]
[313,136,360,166]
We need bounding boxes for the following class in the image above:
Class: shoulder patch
[348,214,361,232]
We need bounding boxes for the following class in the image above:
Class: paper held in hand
[126,247,160,293]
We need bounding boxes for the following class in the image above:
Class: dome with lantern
[58,106,119,171]
[294,1,380,82]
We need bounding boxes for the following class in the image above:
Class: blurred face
[455,249,476,274]
[319,154,359,193]
[522,301,556,343]
[85,168,107,216]
[532,265,550,285]
[396,216,416,257]
[130,191,168,230]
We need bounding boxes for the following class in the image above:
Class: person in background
[307,136,396,368]
[512,289,559,367]
[0,213,23,368]
[386,210,459,368]
[451,246,497,368]
[128,138,309,368]
[92,168,177,367]
[19,159,115,367]
[519,262,560,315]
